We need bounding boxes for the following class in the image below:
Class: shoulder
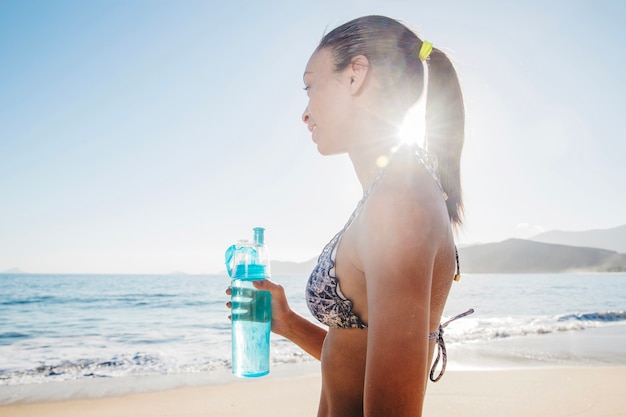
[355,154,451,272]
[364,152,448,236]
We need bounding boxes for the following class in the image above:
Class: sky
[1,0,625,274]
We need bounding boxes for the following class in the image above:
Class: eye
[303,86,310,91]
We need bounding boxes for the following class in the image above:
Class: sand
[2,367,625,417]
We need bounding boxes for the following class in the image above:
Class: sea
[1,272,625,404]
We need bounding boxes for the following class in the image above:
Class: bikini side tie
[429,308,475,382]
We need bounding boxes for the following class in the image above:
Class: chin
[313,133,346,156]
[316,145,332,156]
[315,142,339,156]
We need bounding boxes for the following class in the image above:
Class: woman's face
[302,48,355,155]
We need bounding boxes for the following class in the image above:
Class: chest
[333,220,368,322]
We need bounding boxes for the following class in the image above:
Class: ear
[347,54,370,95]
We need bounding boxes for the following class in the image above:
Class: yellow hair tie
[419,41,433,61]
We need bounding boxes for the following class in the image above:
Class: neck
[348,136,402,192]
[347,100,404,191]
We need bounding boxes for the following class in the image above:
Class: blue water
[232,321,270,378]
[231,283,271,378]
[1,273,625,402]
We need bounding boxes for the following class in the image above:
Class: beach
[2,366,625,417]
[3,326,626,416]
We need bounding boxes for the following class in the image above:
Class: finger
[226,301,232,308]
[228,314,231,321]
[252,279,272,289]
[225,287,232,295]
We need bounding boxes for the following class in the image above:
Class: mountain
[1,267,26,274]
[459,238,626,273]
[529,225,626,254]
[271,258,318,275]
[271,238,626,275]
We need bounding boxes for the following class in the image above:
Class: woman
[228,15,470,416]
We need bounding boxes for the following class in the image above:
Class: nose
[302,106,310,124]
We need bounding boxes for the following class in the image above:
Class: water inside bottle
[232,320,270,377]
[230,284,271,377]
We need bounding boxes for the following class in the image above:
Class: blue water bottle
[225,227,272,377]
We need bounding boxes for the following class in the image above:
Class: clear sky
[1,1,625,274]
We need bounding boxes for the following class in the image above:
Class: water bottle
[225,227,272,378]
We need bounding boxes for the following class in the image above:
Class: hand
[225,279,294,337]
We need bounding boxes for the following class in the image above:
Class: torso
[306,145,457,416]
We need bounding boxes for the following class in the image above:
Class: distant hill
[529,225,626,254]
[270,238,626,275]
[1,267,27,274]
[459,238,626,273]
[271,258,318,275]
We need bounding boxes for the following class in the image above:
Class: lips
[308,124,317,143]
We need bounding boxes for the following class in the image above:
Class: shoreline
[0,361,322,406]
[1,367,625,417]
[446,323,626,369]
[3,324,626,406]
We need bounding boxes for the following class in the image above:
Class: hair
[317,15,465,226]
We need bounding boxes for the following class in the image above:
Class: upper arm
[358,187,438,415]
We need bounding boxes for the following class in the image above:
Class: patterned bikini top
[305,145,443,329]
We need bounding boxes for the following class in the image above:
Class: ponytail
[425,48,465,226]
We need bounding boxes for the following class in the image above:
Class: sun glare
[399,99,427,146]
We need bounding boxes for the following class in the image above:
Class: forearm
[276,311,327,360]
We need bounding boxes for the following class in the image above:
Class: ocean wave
[443,310,626,344]
[0,346,311,387]
[0,295,58,306]
[0,332,30,345]
[556,311,626,322]
[0,352,231,386]
[1,295,209,311]
[1,312,624,388]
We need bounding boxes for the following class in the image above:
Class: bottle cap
[253,227,265,245]
[225,228,269,280]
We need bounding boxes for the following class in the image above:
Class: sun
[398,98,427,147]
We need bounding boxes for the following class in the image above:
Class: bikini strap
[429,308,475,382]
[454,245,461,282]
[409,143,448,198]
[338,156,393,233]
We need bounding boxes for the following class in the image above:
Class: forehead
[303,48,334,81]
